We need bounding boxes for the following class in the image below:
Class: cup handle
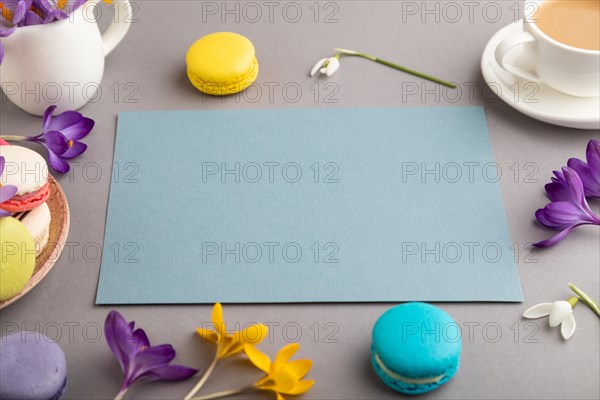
[494,31,541,83]
[101,0,132,56]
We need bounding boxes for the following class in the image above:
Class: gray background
[1,1,599,399]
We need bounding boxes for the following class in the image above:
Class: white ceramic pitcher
[0,0,132,116]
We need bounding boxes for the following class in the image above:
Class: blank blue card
[96,107,523,304]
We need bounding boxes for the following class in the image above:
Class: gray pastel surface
[1,1,598,399]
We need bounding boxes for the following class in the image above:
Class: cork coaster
[0,175,70,309]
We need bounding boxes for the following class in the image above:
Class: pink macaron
[0,145,51,213]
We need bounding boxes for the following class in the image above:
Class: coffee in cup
[495,0,600,97]
[535,0,600,51]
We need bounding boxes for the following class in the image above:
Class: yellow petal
[273,343,300,371]
[212,303,226,337]
[237,323,269,345]
[196,328,219,343]
[257,370,297,392]
[285,359,312,379]
[216,343,229,359]
[217,336,235,359]
[245,344,272,373]
[219,341,244,359]
[276,393,285,400]
[102,0,113,3]
[280,380,315,395]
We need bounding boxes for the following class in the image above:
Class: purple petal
[46,110,84,133]
[61,141,87,159]
[105,311,135,373]
[0,43,3,65]
[562,167,586,206]
[46,150,70,173]
[0,156,4,175]
[546,168,589,205]
[0,209,13,217]
[0,24,16,38]
[544,175,571,203]
[131,328,150,352]
[533,225,578,248]
[0,185,18,203]
[562,167,599,220]
[116,327,147,368]
[567,139,600,198]
[586,139,600,174]
[62,117,94,140]
[128,345,176,382]
[22,10,43,26]
[12,0,28,24]
[138,364,198,382]
[63,117,95,140]
[49,117,94,141]
[568,158,600,198]
[42,105,57,132]
[538,201,593,228]
[42,131,69,155]
[31,0,57,22]
[545,167,599,220]
[535,208,555,228]
[135,345,176,366]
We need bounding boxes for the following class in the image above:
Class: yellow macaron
[186,32,258,96]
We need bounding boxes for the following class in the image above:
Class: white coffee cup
[0,0,132,115]
[495,0,600,98]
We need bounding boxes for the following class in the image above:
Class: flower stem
[334,48,456,88]
[183,353,220,400]
[191,386,255,400]
[569,283,600,317]
[114,388,128,400]
[0,135,26,141]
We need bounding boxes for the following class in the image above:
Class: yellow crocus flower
[246,343,315,400]
[196,302,268,359]
[184,303,268,400]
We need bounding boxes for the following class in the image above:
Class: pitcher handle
[100,0,132,56]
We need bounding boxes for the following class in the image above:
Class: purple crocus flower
[566,139,600,198]
[0,156,18,217]
[25,105,94,173]
[26,0,57,23]
[0,0,30,63]
[52,0,88,19]
[105,311,199,400]
[1,0,96,64]
[534,167,600,248]
[0,0,30,25]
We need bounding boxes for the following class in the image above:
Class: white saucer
[481,21,600,130]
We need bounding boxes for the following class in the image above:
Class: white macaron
[21,202,51,257]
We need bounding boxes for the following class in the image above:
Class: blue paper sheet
[96,107,523,304]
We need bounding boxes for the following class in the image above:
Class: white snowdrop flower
[310,56,340,77]
[523,298,578,340]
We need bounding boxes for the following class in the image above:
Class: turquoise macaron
[371,302,462,394]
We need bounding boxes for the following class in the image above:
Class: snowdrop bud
[310,58,328,77]
[321,57,340,77]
